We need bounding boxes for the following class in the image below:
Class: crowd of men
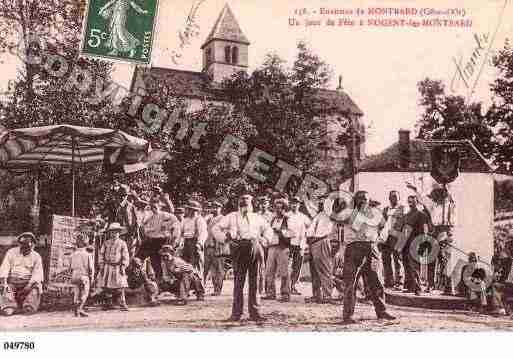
[1,180,512,322]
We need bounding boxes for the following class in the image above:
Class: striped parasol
[0,124,152,216]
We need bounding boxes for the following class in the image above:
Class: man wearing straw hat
[97,222,130,311]
[0,232,43,316]
[212,192,273,321]
[181,199,208,274]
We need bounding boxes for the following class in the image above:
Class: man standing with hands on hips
[212,192,273,322]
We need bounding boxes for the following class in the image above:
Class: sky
[2,0,512,155]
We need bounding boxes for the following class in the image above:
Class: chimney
[336,75,343,92]
[398,129,410,169]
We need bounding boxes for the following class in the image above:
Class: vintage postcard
[1,0,513,354]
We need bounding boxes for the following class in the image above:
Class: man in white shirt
[306,196,336,304]
[140,199,181,280]
[381,190,405,289]
[262,198,294,302]
[287,196,311,295]
[181,200,208,274]
[0,232,44,316]
[338,191,396,324]
[212,193,273,321]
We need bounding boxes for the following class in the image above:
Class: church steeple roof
[201,4,250,49]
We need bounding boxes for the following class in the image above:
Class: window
[206,48,212,65]
[231,46,239,64]
[224,46,231,63]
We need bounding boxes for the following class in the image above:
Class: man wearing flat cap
[212,193,273,321]
[181,200,208,274]
[0,232,43,316]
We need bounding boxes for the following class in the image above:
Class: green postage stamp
[81,0,160,65]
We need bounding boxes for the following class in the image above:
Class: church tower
[201,4,250,83]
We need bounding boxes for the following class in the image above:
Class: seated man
[0,232,44,316]
[491,238,513,313]
[458,252,506,316]
[125,257,159,306]
[159,245,205,305]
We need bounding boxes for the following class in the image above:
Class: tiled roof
[359,139,492,173]
[315,89,363,116]
[131,67,223,101]
[131,68,364,116]
[201,4,250,49]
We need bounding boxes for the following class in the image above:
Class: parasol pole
[72,136,75,217]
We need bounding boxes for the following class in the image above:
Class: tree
[221,41,345,196]
[488,40,513,173]
[415,78,494,159]
[416,40,513,175]
[161,102,257,205]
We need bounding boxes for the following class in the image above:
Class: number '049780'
[3,342,35,350]
[88,29,109,48]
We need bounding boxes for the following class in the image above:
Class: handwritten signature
[171,0,206,65]
[449,0,509,100]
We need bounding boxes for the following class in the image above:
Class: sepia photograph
[0,0,513,354]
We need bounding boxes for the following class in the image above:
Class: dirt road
[2,281,513,331]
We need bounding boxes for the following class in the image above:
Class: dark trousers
[402,240,421,292]
[231,239,262,318]
[343,242,386,320]
[382,236,402,287]
[308,252,321,299]
[290,245,303,287]
[182,238,204,274]
[137,237,167,280]
[204,247,226,294]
